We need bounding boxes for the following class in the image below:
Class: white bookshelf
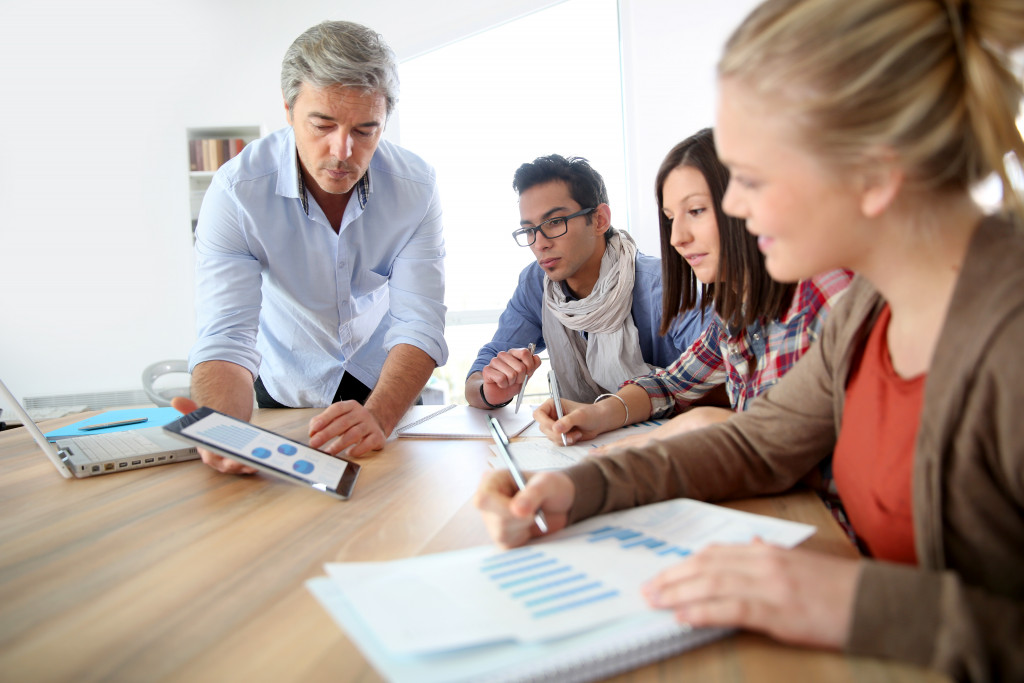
[186,125,261,233]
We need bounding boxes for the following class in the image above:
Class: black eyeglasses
[512,207,596,247]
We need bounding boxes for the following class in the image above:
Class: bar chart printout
[321,499,815,655]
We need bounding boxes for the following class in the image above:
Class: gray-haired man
[187,21,447,471]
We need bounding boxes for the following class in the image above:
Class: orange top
[832,305,923,564]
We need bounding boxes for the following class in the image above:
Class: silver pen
[547,369,568,446]
[514,343,536,414]
[488,415,548,533]
[79,417,149,431]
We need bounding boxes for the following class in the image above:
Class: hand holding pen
[547,370,568,446]
[487,416,547,533]
[478,344,541,409]
[514,343,536,413]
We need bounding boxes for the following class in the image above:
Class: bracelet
[480,383,513,409]
[594,393,629,428]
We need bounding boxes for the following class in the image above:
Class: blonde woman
[475,0,1024,677]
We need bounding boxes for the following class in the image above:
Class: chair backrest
[142,360,190,407]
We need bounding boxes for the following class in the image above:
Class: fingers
[483,348,540,390]
[474,470,536,548]
[534,400,589,445]
[641,543,858,649]
[199,448,257,475]
[170,396,199,414]
[473,470,575,548]
[532,400,570,445]
[308,401,385,457]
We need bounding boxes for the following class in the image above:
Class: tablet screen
[178,410,350,491]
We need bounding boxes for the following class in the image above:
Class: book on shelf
[188,137,250,172]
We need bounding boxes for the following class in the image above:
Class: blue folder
[44,407,184,442]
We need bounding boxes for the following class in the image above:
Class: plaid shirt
[626,269,853,417]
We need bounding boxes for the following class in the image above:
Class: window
[397,0,625,400]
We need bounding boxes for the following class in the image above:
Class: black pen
[79,417,149,431]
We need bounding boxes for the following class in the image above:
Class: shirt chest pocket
[347,269,390,339]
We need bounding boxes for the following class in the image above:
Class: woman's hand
[533,398,618,446]
[473,469,575,548]
[643,540,861,649]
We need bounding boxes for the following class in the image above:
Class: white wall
[0,0,756,409]
[619,0,760,255]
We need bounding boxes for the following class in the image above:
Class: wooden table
[0,409,946,682]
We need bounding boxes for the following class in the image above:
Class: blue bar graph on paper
[480,526,692,620]
[499,566,571,589]
[585,525,691,556]
[532,590,621,618]
[624,419,662,429]
[487,558,558,580]
[622,537,666,550]
[481,550,619,620]
[479,551,544,572]
[511,573,587,598]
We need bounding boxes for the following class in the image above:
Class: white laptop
[0,378,199,478]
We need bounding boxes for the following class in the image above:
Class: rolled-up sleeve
[188,174,264,378]
[383,181,448,366]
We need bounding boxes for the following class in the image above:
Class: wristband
[480,383,513,409]
[594,393,629,427]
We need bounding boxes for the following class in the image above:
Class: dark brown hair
[657,128,794,334]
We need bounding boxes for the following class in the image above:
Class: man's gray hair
[281,20,399,117]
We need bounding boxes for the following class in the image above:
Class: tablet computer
[164,407,360,500]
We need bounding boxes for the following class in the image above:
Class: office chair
[142,360,190,407]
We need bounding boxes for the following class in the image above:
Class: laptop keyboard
[67,430,161,462]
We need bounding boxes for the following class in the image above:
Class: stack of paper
[308,498,815,682]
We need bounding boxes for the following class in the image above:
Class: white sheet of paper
[488,419,665,470]
[323,498,814,655]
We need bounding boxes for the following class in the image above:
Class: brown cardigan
[563,215,1024,680]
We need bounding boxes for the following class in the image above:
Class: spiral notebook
[306,498,815,682]
[396,404,535,439]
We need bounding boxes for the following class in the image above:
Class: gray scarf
[541,230,652,402]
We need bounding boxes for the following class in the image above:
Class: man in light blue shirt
[465,155,705,410]
[188,21,446,471]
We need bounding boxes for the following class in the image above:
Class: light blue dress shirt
[189,127,447,407]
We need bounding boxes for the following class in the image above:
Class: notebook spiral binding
[395,404,457,433]
[485,624,734,683]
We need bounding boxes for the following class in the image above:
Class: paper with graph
[320,498,814,655]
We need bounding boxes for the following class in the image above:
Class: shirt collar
[294,149,371,216]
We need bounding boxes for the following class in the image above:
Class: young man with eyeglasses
[465,154,707,410]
